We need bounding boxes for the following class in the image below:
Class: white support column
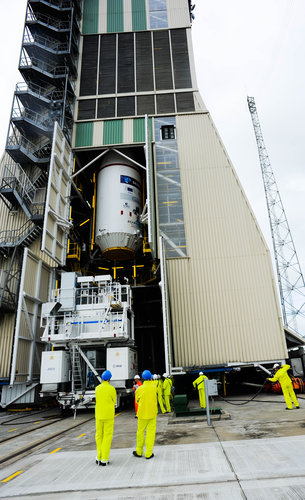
[10,248,28,386]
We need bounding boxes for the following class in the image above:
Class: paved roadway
[1,393,305,499]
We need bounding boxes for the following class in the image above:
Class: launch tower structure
[247,96,305,335]
[0,1,291,407]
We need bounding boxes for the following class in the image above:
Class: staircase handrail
[7,133,51,160]
[0,162,36,205]
[23,31,70,52]
[26,7,70,30]
[19,52,68,77]
[0,269,19,311]
[29,0,73,9]
[0,220,39,246]
[15,81,65,102]
[12,105,53,130]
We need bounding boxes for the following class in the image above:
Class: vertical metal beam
[10,247,27,386]
[27,258,42,381]
[159,236,171,374]
[145,114,157,258]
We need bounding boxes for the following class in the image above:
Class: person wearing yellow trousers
[133,370,158,459]
[95,370,116,466]
[162,373,172,413]
[193,371,208,408]
[268,363,300,410]
[153,374,166,414]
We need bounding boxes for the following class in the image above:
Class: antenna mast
[247,96,305,335]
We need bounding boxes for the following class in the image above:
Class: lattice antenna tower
[247,96,305,336]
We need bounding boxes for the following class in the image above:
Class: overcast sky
[1,0,305,333]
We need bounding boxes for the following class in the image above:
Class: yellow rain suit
[95,380,117,463]
[135,381,158,458]
[156,379,166,414]
[193,374,208,408]
[163,377,172,412]
[269,364,299,410]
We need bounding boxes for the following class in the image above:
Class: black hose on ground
[216,380,272,406]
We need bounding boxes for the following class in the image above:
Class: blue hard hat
[102,370,112,381]
[142,370,152,380]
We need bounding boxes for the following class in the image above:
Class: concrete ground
[1,393,305,499]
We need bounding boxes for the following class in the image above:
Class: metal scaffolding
[0,0,81,314]
[248,96,305,336]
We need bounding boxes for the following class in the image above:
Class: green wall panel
[82,0,99,34]
[103,120,123,144]
[107,0,124,33]
[133,118,145,143]
[75,122,94,147]
[132,0,147,31]
[133,117,152,142]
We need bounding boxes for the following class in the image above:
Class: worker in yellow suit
[133,370,158,459]
[162,373,173,412]
[153,374,166,414]
[193,371,208,408]
[95,370,116,466]
[268,363,300,410]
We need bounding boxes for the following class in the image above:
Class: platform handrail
[15,81,65,101]
[23,31,70,53]
[26,7,70,30]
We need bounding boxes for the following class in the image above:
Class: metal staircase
[1,0,81,315]
[0,220,42,249]
[6,128,52,165]
[6,0,80,163]
[0,161,46,222]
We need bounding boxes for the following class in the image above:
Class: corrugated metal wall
[0,315,16,377]
[166,113,287,367]
[74,118,152,148]
[13,250,51,383]
[107,0,124,33]
[82,0,190,35]
[132,0,147,31]
[0,153,55,380]
[82,0,99,34]
[75,122,94,147]
[167,0,190,29]
[103,119,123,144]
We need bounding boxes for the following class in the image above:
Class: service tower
[0,0,288,407]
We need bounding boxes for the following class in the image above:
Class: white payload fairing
[95,152,142,260]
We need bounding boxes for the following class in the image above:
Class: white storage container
[106,347,137,382]
[40,351,70,384]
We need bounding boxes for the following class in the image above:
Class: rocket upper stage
[95,152,142,261]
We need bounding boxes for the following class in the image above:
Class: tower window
[161,125,175,140]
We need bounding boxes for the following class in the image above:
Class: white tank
[95,154,142,260]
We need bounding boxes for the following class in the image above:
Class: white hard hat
[199,371,203,375]
[163,373,167,378]
[153,374,158,380]
[134,375,140,379]
[272,364,280,370]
